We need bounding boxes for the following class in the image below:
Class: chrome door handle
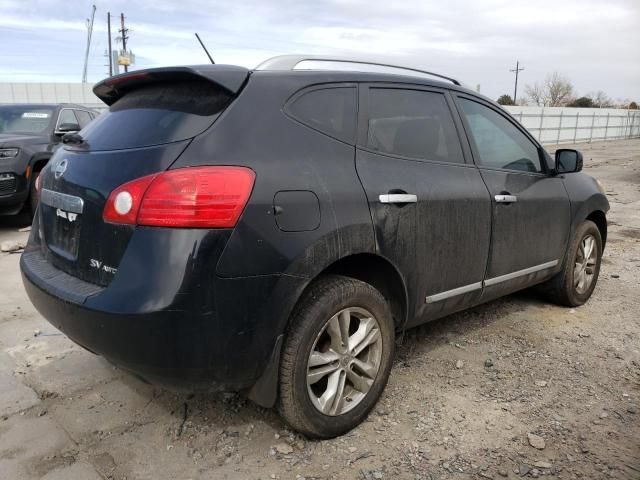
[494,194,517,203]
[379,194,417,204]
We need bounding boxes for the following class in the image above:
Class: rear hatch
[37,66,248,286]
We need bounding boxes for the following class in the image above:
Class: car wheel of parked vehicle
[542,220,602,307]
[29,171,40,218]
[278,275,395,438]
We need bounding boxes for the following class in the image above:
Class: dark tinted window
[287,87,356,143]
[80,80,232,151]
[0,106,54,135]
[367,88,464,163]
[75,110,92,128]
[459,98,542,173]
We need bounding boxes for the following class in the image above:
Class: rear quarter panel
[171,73,377,345]
[173,73,376,279]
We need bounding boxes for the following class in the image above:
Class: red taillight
[103,166,255,228]
[103,173,157,225]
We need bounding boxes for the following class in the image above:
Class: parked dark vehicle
[20,56,609,438]
[0,103,98,217]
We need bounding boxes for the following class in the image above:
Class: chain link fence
[504,106,640,145]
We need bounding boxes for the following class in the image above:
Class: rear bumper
[22,267,229,389]
[20,235,306,393]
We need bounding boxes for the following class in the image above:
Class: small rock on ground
[1,240,25,252]
[273,442,293,455]
[527,433,546,450]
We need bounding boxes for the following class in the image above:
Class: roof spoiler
[93,65,249,106]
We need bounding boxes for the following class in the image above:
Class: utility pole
[107,12,113,76]
[510,61,525,104]
[82,4,96,83]
[120,13,129,73]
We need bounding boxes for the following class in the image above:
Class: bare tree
[525,72,574,107]
[525,82,545,106]
[590,90,613,108]
[545,72,573,107]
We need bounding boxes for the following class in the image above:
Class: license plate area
[40,189,85,260]
[48,210,81,259]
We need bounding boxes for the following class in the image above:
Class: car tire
[540,220,603,307]
[29,171,40,218]
[278,275,395,438]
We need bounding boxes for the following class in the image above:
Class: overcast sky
[1,0,638,102]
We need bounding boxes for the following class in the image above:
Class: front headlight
[595,179,606,194]
[0,148,19,158]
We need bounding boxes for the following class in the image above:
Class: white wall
[503,106,640,145]
[0,83,104,110]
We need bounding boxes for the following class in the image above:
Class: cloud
[0,0,638,101]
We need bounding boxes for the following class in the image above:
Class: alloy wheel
[574,234,598,295]
[306,307,383,416]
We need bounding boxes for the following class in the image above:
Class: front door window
[459,98,542,173]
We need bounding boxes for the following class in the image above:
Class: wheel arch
[585,209,607,248]
[31,155,51,173]
[246,252,409,408]
[320,253,408,330]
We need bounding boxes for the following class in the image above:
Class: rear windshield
[0,106,54,135]
[80,80,232,151]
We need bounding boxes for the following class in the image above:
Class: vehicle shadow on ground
[395,289,548,365]
[0,212,32,231]
[114,289,550,438]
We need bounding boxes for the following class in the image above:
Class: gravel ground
[0,139,638,480]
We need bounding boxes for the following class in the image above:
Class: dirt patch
[618,227,640,240]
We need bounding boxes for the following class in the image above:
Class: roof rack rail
[255,55,461,86]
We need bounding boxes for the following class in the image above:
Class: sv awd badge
[89,259,117,275]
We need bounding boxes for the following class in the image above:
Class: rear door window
[286,86,357,144]
[366,88,464,163]
[79,80,233,151]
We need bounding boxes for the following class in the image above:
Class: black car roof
[250,69,483,97]
[251,54,492,102]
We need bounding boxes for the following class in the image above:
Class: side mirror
[555,149,583,174]
[55,123,81,135]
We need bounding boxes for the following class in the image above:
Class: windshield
[0,106,54,135]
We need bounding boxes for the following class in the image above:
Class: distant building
[0,83,105,110]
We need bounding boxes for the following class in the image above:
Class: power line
[510,60,524,104]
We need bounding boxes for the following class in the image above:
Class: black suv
[0,103,98,216]
[20,56,609,438]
